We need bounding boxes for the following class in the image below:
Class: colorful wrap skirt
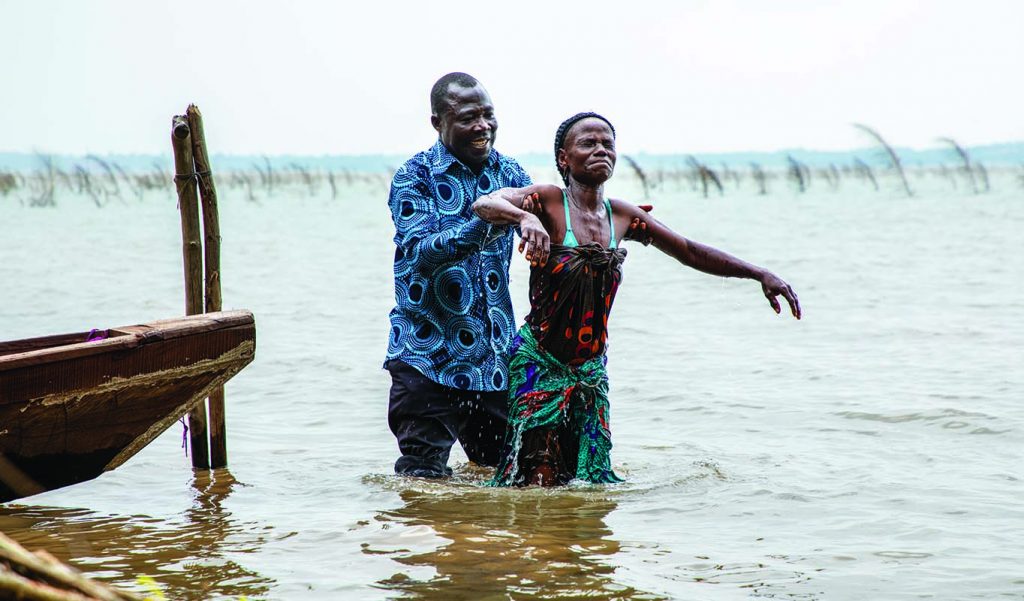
[488,325,624,487]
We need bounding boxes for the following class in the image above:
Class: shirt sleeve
[514,162,534,187]
[388,161,494,263]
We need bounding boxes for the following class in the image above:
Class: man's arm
[472,185,557,266]
[389,164,501,263]
[610,199,801,318]
[472,186,537,224]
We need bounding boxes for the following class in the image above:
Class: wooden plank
[0,311,253,375]
[0,326,255,451]
[0,332,106,357]
[107,310,253,340]
[0,334,139,373]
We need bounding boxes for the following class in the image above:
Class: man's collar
[428,139,499,175]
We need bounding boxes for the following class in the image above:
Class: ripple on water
[835,407,1012,436]
[4,187,1024,598]
[0,471,281,599]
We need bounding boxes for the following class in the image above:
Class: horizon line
[1,138,1023,159]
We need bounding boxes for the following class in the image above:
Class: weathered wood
[0,312,255,503]
[0,332,103,358]
[0,532,142,600]
[0,311,253,372]
[0,325,254,431]
[170,114,210,468]
[207,386,227,467]
[185,105,223,317]
[172,117,190,141]
[186,104,228,468]
[0,334,139,371]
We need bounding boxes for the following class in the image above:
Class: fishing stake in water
[170,105,233,469]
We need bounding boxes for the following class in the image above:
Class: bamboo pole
[1,532,142,600]
[853,123,913,197]
[186,104,228,468]
[938,137,979,194]
[170,115,210,469]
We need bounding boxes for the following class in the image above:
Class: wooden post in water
[170,115,211,469]
[186,104,228,468]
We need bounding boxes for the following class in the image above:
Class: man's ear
[430,114,442,133]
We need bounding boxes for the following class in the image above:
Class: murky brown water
[1,174,1022,599]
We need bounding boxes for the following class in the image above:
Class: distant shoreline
[1,141,1022,173]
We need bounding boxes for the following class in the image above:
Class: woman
[473,112,801,487]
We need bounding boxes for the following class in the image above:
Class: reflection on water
[3,185,1023,598]
[368,478,665,601]
[0,469,276,600]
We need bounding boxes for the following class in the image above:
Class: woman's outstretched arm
[610,199,801,319]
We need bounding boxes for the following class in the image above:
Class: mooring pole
[170,115,211,469]
[186,104,228,468]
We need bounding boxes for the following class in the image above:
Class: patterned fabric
[386,140,532,391]
[488,325,624,486]
[489,242,628,486]
[525,243,627,366]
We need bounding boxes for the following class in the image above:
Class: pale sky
[4,0,1022,156]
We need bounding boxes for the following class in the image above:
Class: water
[1,176,1022,600]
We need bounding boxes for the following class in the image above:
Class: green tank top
[561,189,617,249]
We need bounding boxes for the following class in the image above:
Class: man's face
[431,83,497,171]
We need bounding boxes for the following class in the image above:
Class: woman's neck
[567,179,604,210]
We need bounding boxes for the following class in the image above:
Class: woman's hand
[760,272,801,319]
[518,211,550,267]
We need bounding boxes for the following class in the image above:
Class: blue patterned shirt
[385,140,532,391]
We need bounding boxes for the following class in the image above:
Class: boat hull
[0,311,255,502]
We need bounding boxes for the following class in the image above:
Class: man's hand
[625,204,654,245]
[521,191,542,214]
[518,212,550,267]
[760,272,801,319]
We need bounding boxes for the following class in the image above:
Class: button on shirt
[386,140,532,391]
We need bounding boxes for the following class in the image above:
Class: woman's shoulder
[524,183,563,198]
[607,197,644,216]
[491,183,561,198]
[518,184,565,216]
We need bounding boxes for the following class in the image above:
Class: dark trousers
[386,360,509,478]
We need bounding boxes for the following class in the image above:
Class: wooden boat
[0,310,255,503]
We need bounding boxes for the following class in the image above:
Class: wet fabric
[488,326,624,486]
[387,359,508,478]
[489,242,628,486]
[525,243,627,366]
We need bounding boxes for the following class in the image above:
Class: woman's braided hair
[553,112,616,185]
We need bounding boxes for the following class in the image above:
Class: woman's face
[558,118,616,186]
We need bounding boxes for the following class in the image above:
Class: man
[384,73,547,478]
